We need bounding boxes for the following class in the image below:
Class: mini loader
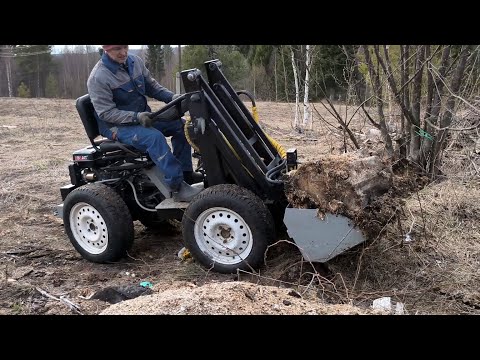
[56,59,366,273]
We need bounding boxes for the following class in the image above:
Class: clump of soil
[285,153,429,239]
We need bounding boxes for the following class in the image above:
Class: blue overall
[87,53,192,189]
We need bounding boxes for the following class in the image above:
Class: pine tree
[182,45,248,88]
[163,45,174,89]
[45,73,59,98]
[146,45,158,75]
[146,45,165,80]
[17,81,31,97]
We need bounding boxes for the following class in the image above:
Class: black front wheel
[182,184,274,273]
[63,183,134,263]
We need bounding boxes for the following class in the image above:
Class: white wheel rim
[69,202,108,255]
[194,207,253,265]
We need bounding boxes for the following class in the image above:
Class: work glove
[172,93,182,101]
[137,112,154,127]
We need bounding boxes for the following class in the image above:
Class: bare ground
[0,97,479,315]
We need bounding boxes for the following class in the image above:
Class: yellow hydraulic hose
[250,104,286,159]
[184,115,200,153]
[237,90,286,159]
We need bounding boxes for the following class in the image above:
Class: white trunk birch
[281,47,289,102]
[36,55,40,98]
[1,45,13,97]
[6,55,12,97]
[290,46,300,129]
[303,45,312,130]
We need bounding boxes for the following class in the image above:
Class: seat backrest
[75,94,99,146]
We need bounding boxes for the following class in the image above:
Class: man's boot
[183,171,204,185]
[172,181,203,202]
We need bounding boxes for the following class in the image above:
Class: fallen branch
[470,156,479,175]
[425,117,480,131]
[36,287,83,315]
[2,248,38,256]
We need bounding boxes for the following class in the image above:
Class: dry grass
[251,176,480,314]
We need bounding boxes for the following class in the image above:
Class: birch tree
[290,46,300,130]
[6,54,13,97]
[0,45,14,97]
[281,46,290,103]
[303,44,312,130]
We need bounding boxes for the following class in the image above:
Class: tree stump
[284,152,396,239]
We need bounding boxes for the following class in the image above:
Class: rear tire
[182,184,274,273]
[63,183,134,263]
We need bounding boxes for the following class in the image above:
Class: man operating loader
[87,45,202,201]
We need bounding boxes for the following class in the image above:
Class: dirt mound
[100,280,379,315]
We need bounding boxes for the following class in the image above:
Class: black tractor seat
[75,94,143,156]
[95,137,138,155]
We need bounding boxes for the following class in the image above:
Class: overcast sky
[52,45,143,53]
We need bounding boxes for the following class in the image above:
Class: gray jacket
[87,53,174,130]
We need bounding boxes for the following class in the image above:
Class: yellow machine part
[184,115,200,153]
[183,104,286,177]
[251,106,286,159]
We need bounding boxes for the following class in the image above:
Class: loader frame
[180,60,288,203]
